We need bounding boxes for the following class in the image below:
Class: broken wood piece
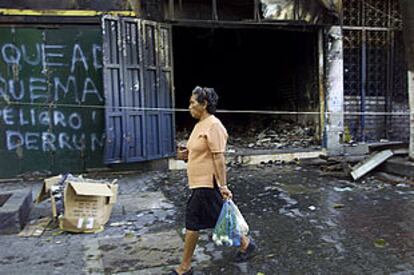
[392,148,409,155]
[350,150,394,180]
[374,172,407,185]
[368,141,407,153]
[321,163,343,172]
[0,178,23,184]
[18,217,52,237]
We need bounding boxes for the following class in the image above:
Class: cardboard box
[36,175,63,203]
[59,180,118,233]
[37,175,118,233]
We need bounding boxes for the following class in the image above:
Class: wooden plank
[374,172,406,185]
[350,149,394,180]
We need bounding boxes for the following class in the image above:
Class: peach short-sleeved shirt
[186,115,228,189]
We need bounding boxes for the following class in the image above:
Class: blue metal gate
[102,16,175,164]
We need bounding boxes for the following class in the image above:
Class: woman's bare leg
[240,235,250,252]
[176,229,199,274]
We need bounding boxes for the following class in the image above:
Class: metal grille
[366,31,388,97]
[390,0,403,29]
[343,0,362,26]
[343,0,401,28]
[364,0,390,27]
[343,30,361,96]
[342,0,407,142]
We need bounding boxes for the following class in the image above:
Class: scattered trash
[18,217,52,237]
[110,222,133,227]
[396,183,410,188]
[374,238,388,248]
[37,174,118,233]
[374,172,408,185]
[334,187,353,192]
[52,230,64,236]
[124,231,135,238]
[333,203,345,209]
[308,205,316,211]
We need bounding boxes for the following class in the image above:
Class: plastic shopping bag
[212,199,249,247]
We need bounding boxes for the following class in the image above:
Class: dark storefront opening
[172,26,321,152]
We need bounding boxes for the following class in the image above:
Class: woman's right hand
[176,147,188,161]
[219,185,232,200]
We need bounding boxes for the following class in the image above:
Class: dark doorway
[172,26,321,151]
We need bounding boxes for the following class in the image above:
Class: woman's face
[189,94,207,119]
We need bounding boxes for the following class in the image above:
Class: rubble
[228,120,318,150]
[373,172,408,185]
[318,156,354,179]
[176,119,319,152]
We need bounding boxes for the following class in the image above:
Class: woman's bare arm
[212,152,232,199]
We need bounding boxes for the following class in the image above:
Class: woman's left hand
[219,185,232,200]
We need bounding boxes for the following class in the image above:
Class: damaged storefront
[0,0,410,177]
[167,0,409,155]
[342,0,409,143]
[167,0,343,154]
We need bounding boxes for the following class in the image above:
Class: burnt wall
[400,0,414,71]
[0,0,134,11]
[172,26,319,133]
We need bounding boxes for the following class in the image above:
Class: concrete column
[325,26,344,156]
[409,71,414,160]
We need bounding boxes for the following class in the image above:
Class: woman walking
[171,86,256,275]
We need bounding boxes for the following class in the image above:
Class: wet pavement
[0,164,413,274]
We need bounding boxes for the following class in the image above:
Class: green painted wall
[0,26,105,177]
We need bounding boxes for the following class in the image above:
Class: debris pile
[314,144,414,185]
[176,120,319,151]
[229,120,318,150]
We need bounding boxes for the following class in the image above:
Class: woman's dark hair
[192,86,219,114]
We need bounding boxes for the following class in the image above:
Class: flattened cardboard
[69,181,113,197]
[50,194,58,218]
[108,184,118,204]
[59,181,118,233]
[18,217,52,237]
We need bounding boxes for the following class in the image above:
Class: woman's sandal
[168,267,193,275]
[235,238,257,262]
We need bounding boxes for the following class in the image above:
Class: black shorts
[185,186,224,231]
